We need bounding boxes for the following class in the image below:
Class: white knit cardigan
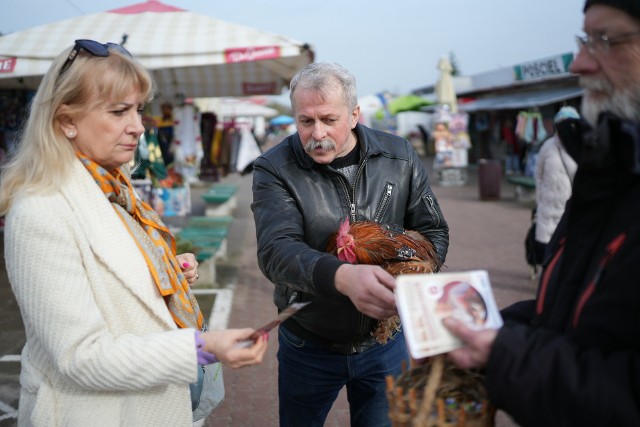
[5,159,198,427]
[534,134,577,244]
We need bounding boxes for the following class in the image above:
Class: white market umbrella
[435,56,458,113]
[193,97,278,120]
[0,0,314,99]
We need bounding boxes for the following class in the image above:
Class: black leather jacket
[251,123,449,353]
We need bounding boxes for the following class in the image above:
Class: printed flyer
[396,270,503,359]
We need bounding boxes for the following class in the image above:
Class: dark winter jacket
[487,114,640,426]
[251,123,449,353]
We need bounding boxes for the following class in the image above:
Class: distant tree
[449,51,461,76]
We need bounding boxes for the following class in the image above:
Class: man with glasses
[442,2,640,426]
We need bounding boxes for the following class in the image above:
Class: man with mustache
[443,1,640,426]
[251,62,449,426]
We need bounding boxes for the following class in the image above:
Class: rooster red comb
[339,218,351,234]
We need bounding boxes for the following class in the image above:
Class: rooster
[326,218,439,344]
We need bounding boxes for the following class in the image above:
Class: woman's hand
[201,328,268,369]
[176,253,199,286]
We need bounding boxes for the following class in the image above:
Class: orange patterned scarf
[78,153,203,330]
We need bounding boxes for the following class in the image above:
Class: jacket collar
[561,113,640,202]
[60,159,176,328]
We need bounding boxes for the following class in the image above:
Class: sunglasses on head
[57,39,132,79]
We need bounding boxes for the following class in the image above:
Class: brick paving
[201,159,534,427]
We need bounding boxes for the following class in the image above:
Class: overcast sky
[1,0,586,97]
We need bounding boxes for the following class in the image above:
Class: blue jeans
[277,325,409,427]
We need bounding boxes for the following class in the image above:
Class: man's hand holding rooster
[334,263,397,319]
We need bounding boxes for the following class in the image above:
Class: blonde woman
[0,40,267,427]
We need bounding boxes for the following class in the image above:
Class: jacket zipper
[424,194,441,227]
[348,159,368,223]
[571,233,626,327]
[352,158,371,342]
[373,183,394,222]
[337,177,355,221]
[334,158,372,344]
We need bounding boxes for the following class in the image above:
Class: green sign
[514,53,574,81]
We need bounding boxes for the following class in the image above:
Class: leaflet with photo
[395,270,503,359]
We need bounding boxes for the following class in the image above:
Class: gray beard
[580,76,640,126]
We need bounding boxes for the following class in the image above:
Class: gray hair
[289,62,358,112]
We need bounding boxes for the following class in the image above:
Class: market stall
[0,0,314,217]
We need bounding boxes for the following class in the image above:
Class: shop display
[432,107,471,186]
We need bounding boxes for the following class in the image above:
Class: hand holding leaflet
[234,302,311,348]
[395,270,503,359]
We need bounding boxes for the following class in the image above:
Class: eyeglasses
[575,31,640,55]
[57,39,132,79]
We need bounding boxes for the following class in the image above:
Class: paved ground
[0,157,535,426]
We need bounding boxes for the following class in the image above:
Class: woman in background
[533,106,580,261]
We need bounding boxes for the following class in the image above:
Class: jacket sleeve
[404,146,449,267]
[251,155,344,298]
[500,299,536,324]
[5,196,197,392]
[486,323,640,427]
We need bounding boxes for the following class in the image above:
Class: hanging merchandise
[173,101,204,184]
[220,123,240,176]
[143,102,200,218]
[433,121,454,169]
[155,102,175,167]
[228,124,241,174]
[432,107,453,126]
[502,118,521,175]
[516,110,548,177]
[524,112,547,145]
[210,123,224,166]
[515,112,527,141]
[145,128,168,180]
[475,113,489,132]
[516,111,548,145]
[236,125,262,174]
[199,112,219,181]
[131,113,169,206]
[448,112,471,168]
[130,132,152,203]
[431,106,469,186]
[132,123,168,183]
